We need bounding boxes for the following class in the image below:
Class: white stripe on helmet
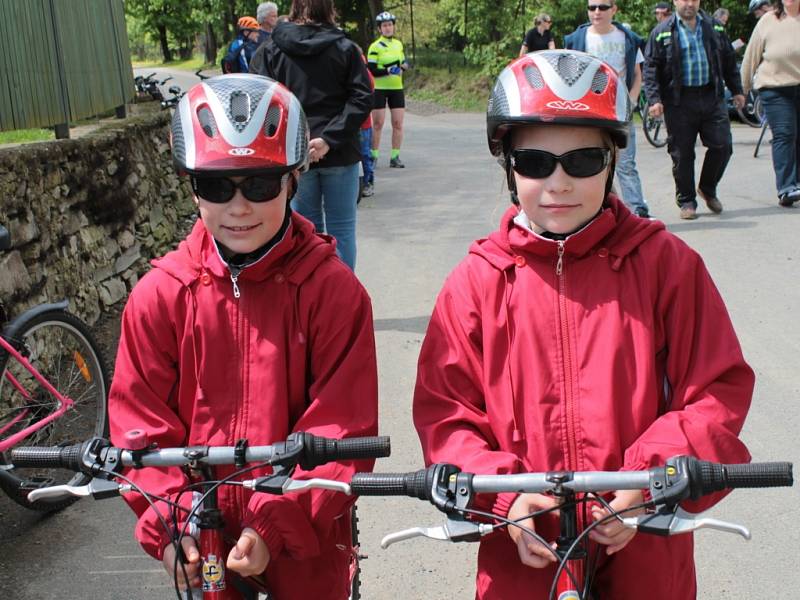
[498,67,521,117]
[201,82,276,147]
[531,54,604,103]
[285,95,301,165]
[178,94,196,170]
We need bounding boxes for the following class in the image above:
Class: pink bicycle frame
[0,334,75,452]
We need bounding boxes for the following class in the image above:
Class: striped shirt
[676,16,710,86]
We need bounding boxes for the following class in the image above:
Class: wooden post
[48,0,72,139]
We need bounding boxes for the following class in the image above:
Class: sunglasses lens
[512,150,558,178]
[560,148,609,177]
[240,176,284,202]
[193,177,235,203]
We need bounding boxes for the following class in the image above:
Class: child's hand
[589,489,645,555]
[162,536,201,590]
[507,493,560,568]
[226,527,270,576]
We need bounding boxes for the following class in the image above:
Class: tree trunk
[158,24,172,62]
[204,23,218,64]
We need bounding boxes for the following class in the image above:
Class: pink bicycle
[0,224,109,512]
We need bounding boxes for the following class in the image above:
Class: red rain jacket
[413,197,753,599]
[109,214,378,599]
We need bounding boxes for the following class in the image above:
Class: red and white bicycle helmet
[171,74,309,177]
[487,50,631,156]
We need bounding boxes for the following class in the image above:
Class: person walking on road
[566,0,652,218]
[740,0,800,207]
[249,0,373,270]
[519,13,556,55]
[368,12,410,168]
[654,1,673,22]
[644,0,745,220]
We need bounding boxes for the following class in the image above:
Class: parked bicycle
[348,456,793,600]
[134,72,174,102]
[637,90,667,148]
[11,431,390,599]
[0,224,109,513]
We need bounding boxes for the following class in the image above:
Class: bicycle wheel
[642,108,668,148]
[737,90,763,128]
[349,504,361,600]
[0,309,108,512]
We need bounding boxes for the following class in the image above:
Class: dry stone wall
[0,112,195,326]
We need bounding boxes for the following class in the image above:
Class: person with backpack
[222,16,261,73]
[108,74,379,599]
[413,50,753,599]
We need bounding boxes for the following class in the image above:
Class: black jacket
[643,12,742,106]
[250,22,372,168]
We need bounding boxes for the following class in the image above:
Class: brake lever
[622,507,751,540]
[27,478,126,503]
[380,518,493,549]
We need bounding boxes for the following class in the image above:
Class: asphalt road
[1,96,798,599]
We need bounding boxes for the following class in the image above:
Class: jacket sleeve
[739,21,765,95]
[717,26,743,96]
[413,266,525,519]
[108,275,191,561]
[643,30,663,105]
[622,245,753,513]
[222,39,244,74]
[318,44,373,150]
[241,269,379,561]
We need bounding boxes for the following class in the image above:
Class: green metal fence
[0,0,134,133]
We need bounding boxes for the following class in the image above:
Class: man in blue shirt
[644,0,744,220]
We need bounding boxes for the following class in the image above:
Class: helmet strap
[504,153,520,206]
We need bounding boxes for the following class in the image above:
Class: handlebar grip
[351,470,429,499]
[301,434,391,469]
[11,443,85,472]
[691,460,793,498]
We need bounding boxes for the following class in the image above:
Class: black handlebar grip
[691,459,793,498]
[350,470,430,499]
[11,443,85,472]
[302,434,391,469]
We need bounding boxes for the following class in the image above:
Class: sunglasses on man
[511,148,611,179]
[190,174,289,204]
[588,4,614,11]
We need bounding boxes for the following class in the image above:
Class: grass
[0,129,54,144]
[405,62,491,113]
[131,55,213,71]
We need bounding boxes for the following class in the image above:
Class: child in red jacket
[108,75,378,599]
[412,50,753,599]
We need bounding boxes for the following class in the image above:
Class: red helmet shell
[487,50,631,155]
[171,74,309,177]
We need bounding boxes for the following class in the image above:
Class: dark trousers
[663,86,733,207]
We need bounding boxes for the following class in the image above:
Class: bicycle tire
[737,90,763,128]
[0,309,108,512]
[642,108,668,148]
[349,503,362,600]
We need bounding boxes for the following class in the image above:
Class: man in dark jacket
[248,5,372,270]
[644,0,744,220]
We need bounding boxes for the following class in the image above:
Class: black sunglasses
[588,4,613,11]
[510,148,611,179]
[190,174,288,204]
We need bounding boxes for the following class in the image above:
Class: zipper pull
[229,267,241,299]
[556,241,565,276]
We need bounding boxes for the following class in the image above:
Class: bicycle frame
[0,333,75,452]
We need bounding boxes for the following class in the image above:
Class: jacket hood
[471,194,665,271]
[271,21,345,56]
[151,212,337,288]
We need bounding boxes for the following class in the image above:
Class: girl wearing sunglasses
[413,50,753,599]
[108,75,378,598]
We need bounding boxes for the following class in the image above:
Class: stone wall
[0,112,195,326]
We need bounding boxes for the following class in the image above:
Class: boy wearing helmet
[108,75,378,599]
[222,17,262,73]
[413,50,752,599]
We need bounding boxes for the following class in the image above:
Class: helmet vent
[523,65,544,89]
[230,91,250,124]
[488,81,509,117]
[265,104,281,137]
[197,107,218,137]
[590,70,608,93]
[546,53,590,86]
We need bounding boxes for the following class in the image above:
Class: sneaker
[698,189,723,214]
[390,157,405,168]
[362,182,374,197]
[679,205,698,220]
[778,193,797,207]
[634,206,651,219]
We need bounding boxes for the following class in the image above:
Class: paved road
[1,104,798,599]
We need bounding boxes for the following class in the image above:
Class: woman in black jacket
[250,0,373,270]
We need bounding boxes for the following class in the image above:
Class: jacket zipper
[556,241,579,470]
[229,266,241,298]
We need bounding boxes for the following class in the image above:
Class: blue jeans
[759,85,800,197]
[359,128,374,185]
[616,123,648,212]
[292,163,360,270]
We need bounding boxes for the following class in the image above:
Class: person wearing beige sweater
[741,0,800,206]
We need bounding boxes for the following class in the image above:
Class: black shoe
[778,193,797,207]
[634,206,651,219]
[390,157,405,168]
